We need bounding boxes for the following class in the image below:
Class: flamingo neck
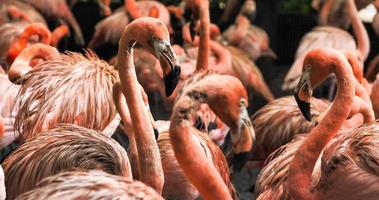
[288,52,355,200]
[7,25,51,65]
[7,38,28,65]
[8,44,59,83]
[348,96,375,124]
[117,37,164,193]
[318,0,334,25]
[51,25,69,47]
[113,84,141,180]
[124,0,140,19]
[196,1,210,71]
[170,95,232,200]
[348,0,370,60]
[353,78,372,107]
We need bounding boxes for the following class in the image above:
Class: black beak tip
[164,65,181,97]
[189,19,196,42]
[294,93,312,122]
[153,128,159,140]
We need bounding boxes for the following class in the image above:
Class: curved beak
[228,102,255,172]
[294,70,313,122]
[159,45,181,97]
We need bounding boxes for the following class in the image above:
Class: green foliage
[280,0,313,14]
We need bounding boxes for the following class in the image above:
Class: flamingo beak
[160,45,181,97]
[189,17,197,42]
[228,101,255,172]
[294,70,313,122]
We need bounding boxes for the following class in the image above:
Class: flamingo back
[16,170,162,200]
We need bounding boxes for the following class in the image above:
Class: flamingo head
[196,75,255,159]
[294,63,313,122]
[121,17,181,97]
[294,48,336,122]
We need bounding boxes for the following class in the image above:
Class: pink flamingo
[87,0,170,50]
[16,170,162,200]
[248,48,373,167]
[183,0,274,102]
[0,0,46,26]
[116,16,181,193]
[283,0,370,91]
[0,44,58,149]
[6,23,51,65]
[13,49,120,141]
[313,0,372,28]
[2,124,132,199]
[7,43,59,83]
[113,81,158,180]
[169,72,254,200]
[21,0,84,45]
[256,47,376,200]
[222,6,276,61]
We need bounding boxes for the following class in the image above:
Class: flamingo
[13,50,120,141]
[255,47,376,200]
[6,23,51,66]
[219,0,256,28]
[116,16,181,193]
[0,22,35,68]
[87,0,171,50]
[222,5,276,61]
[113,81,159,180]
[169,72,254,200]
[113,69,206,199]
[2,124,132,199]
[7,43,59,83]
[313,0,372,28]
[181,0,274,104]
[249,96,329,163]
[0,0,46,26]
[16,170,162,200]
[20,0,84,45]
[283,0,370,92]
[0,44,58,150]
[246,47,373,167]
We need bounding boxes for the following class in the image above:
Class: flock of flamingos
[0,0,379,199]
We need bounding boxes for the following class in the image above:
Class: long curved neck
[196,0,210,71]
[170,95,232,200]
[8,44,58,83]
[288,52,355,199]
[348,96,375,124]
[51,25,69,47]
[7,24,51,65]
[347,0,370,60]
[124,0,141,19]
[113,83,141,180]
[117,36,164,193]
